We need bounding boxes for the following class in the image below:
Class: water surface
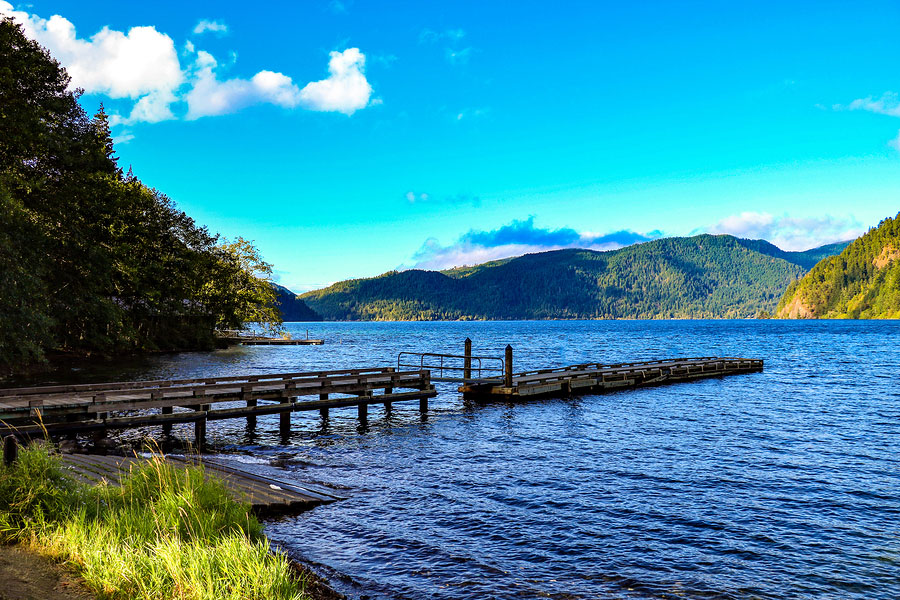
[27,321,900,599]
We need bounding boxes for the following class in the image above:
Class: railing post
[505,345,513,388]
[3,435,17,467]
[464,338,472,380]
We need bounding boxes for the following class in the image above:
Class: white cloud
[1,1,182,105]
[707,211,864,251]
[0,3,375,130]
[193,19,227,35]
[299,48,372,114]
[185,51,302,119]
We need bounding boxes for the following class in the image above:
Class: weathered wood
[195,404,209,448]
[0,368,436,436]
[464,338,473,380]
[460,356,763,401]
[60,454,340,514]
[3,435,17,466]
[504,345,513,387]
[279,407,291,436]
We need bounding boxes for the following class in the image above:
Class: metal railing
[397,351,504,382]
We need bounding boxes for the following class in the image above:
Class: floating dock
[459,356,763,401]
[0,367,436,446]
[58,453,340,514]
[221,336,324,345]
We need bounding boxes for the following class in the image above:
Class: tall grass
[0,444,310,600]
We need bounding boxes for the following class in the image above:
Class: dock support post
[162,406,172,435]
[358,403,367,423]
[246,399,257,428]
[279,409,291,438]
[419,396,428,412]
[505,345,513,388]
[194,405,209,449]
[464,338,472,380]
[384,401,392,415]
[385,367,394,395]
[3,435,17,467]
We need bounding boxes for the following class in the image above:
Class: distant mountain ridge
[272,284,322,321]
[777,213,900,319]
[301,234,850,321]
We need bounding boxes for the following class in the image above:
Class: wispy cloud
[418,28,465,44]
[843,91,900,151]
[404,191,480,206]
[193,19,228,35]
[411,217,660,270]
[419,27,474,66]
[706,211,864,251]
[445,46,474,65]
[0,3,375,132]
[847,92,900,117]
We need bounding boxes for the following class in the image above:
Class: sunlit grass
[0,443,309,600]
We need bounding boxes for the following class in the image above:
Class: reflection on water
[16,320,900,599]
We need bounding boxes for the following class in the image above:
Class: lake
[31,320,900,599]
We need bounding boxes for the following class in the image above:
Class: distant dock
[222,336,324,345]
[459,355,764,401]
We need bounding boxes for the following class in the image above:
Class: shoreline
[0,443,345,600]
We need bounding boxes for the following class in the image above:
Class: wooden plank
[58,453,337,513]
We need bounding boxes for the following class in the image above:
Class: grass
[0,442,310,600]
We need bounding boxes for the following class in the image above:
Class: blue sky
[3,1,900,291]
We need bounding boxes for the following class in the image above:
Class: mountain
[272,284,322,321]
[776,213,900,319]
[301,234,849,321]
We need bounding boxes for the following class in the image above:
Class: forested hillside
[776,213,900,319]
[302,234,848,320]
[0,19,280,373]
[273,284,322,321]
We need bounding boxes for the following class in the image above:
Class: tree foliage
[776,212,900,319]
[302,235,847,321]
[0,18,280,373]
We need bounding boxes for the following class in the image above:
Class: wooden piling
[505,345,513,388]
[419,396,428,412]
[464,338,472,380]
[162,406,173,435]
[358,403,367,423]
[279,409,291,437]
[385,367,394,395]
[244,384,257,428]
[194,405,209,448]
[3,435,17,467]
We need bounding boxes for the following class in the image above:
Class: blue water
[36,321,900,599]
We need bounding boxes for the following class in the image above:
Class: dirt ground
[0,545,95,600]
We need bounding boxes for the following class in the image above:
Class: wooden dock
[0,367,436,445]
[59,453,341,514]
[221,336,324,345]
[459,356,763,401]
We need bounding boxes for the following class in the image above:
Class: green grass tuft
[0,445,309,600]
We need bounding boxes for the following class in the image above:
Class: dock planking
[59,453,341,514]
[458,356,763,401]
